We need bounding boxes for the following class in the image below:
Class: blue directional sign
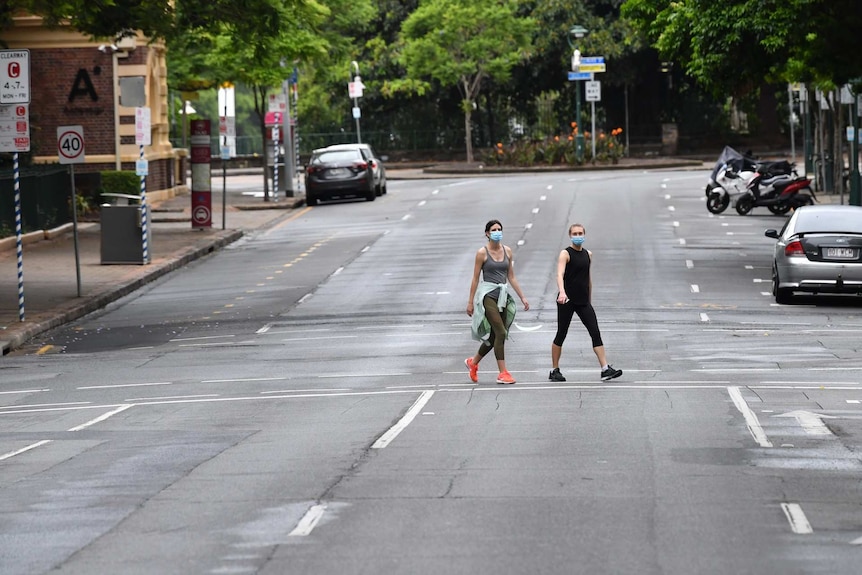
[567,71,593,81]
[580,56,604,65]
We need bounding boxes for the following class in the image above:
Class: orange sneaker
[496,371,516,384]
[464,357,478,383]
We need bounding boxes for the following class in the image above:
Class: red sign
[190,119,212,229]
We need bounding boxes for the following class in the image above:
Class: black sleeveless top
[562,247,590,305]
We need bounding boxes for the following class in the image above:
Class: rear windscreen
[796,210,862,234]
[312,150,360,164]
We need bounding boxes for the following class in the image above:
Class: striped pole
[139,144,148,262]
[273,112,280,201]
[13,152,24,321]
[293,81,300,194]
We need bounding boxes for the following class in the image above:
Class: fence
[0,165,71,236]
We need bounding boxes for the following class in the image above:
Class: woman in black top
[549,223,622,382]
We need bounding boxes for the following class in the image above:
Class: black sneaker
[601,365,622,381]
[549,368,566,382]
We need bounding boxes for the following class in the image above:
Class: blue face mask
[571,236,585,246]
[489,231,503,242]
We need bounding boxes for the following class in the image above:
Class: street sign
[567,71,593,81]
[0,49,30,104]
[580,56,604,64]
[57,125,85,164]
[585,81,601,102]
[0,104,29,152]
[268,93,286,113]
[136,159,149,176]
[348,80,364,99]
[135,107,151,146]
[578,63,606,73]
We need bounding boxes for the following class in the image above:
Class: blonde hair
[569,223,585,235]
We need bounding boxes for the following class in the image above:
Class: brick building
[3,14,185,202]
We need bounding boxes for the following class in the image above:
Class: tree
[394,0,536,163]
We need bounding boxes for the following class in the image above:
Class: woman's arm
[466,248,484,316]
[556,249,569,304]
[505,246,530,311]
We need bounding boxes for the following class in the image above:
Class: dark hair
[569,223,586,234]
[485,219,503,233]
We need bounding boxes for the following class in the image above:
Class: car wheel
[365,186,376,201]
[735,193,754,215]
[772,264,793,304]
[375,183,383,197]
[306,194,318,206]
[381,181,387,195]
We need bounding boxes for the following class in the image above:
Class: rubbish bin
[100,193,151,264]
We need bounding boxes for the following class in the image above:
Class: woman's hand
[521,298,530,311]
[466,302,474,317]
[556,291,568,304]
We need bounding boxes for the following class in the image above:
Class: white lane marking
[781,503,813,534]
[0,388,49,395]
[695,368,779,373]
[525,223,533,229]
[170,335,235,342]
[668,206,675,211]
[125,394,219,402]
[261,389,351,394]
[297,293,312,304]
[851,536,862,545]
[418,200,426,207]
[361,246,370,253]
[178,341,254,348]
[289,504,327,537]
[686,260,694,269]
[318,372,411,379]
[728,386,773,447]
[372,390,435,449]
[808,367,862,371]
[546,186,552,191]
[68,404,133,432]
[700,313,710,322]
[847,400,861,404]
[256,323,272,334]
[753,278,768,283]
[77,382,171,390]
[517,240,525,246]
[513,322,543,332]
[432,189,439,194]
[745,265,754,270]
[0,440,53,462]
[532,208,539,214]
[673,221,679,227]
[761,292,771,296]
[679,238,686,245]
[690,284,700,293]
[774,411,835,436]
[282,335,358,342]
[540,195,547,200]
[401,214,411,221]
[664,194,671,199]
[203,377,288,383]
[332,267,344,276]
[0,401,90,410]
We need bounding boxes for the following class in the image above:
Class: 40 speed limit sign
[57,125,85,164]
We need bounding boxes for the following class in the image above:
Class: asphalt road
[2,170,862,574]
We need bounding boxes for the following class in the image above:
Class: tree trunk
[465,105,473,164]
[254,85,270,201]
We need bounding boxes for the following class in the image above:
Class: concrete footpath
[0,158,708,355]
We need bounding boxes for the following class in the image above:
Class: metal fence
[0,165,71,235]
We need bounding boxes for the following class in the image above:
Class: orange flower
[567,135,573,141]
[554,135,560,142]
[585,132,590,139]
[570,121,577,128]
[497,142,503,148]
[609,143,614,148]
[599,133,606,139]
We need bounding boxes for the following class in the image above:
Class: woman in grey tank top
[465,219,530,384]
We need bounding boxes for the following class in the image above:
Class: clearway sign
[0,49,30,104]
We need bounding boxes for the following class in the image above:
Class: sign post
[57,126,85,296]
[190,119,212,228]
[585,80,601,161]
[1,48,30,321]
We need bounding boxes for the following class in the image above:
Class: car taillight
[306,166,318,174]
[352,161,368,171]
[785,240,805,257]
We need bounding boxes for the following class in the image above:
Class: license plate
[326,168,348,177]
[824,247,857,260]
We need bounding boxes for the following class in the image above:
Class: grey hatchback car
[765,205,862,303]
[305,148,376,205]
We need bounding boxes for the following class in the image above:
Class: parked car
[323,143,387,196]
[765,205,862,304]
[305,147,377,205]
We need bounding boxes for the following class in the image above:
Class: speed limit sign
[57,125,85,164]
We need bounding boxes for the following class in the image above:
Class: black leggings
[554,301,603,348]
[477,295,507,361]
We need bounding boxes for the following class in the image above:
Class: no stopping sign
[57,125,85,164]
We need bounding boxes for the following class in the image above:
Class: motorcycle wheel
[706,190,730,214]
[768,203,791,215]
[735,194,755,215]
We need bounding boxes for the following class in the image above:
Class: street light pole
[567,26,589,162]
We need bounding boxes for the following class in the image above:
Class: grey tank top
[482,246,509,300]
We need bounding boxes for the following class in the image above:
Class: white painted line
[753,278,768,283]
[668,206,675,211]
[525,223,533,229]
[686,260,694,269]
[774,411,835,436]
[282,335,358,343]
[125,394,219,402]
[540,195,547,200]
[418,200,426,206]
[532,208,540,214]
[728,386,773,447]
[761,292,771,296]
[68,404,133,432]
[432,189,439,194]
[0,440,53,462]
[178,340,254,348]
[261,388,350,394]
[781,503,813,534]
[77,382,171,390]
[361,246,370,253]
[517,240,525,246]
[851,536,862,545]
[673,221,679,227]
[289,504,327,537]
[297,293,313,304]
[690,284,700,293]
[546,186,552,191]
[0,401,90,410]
[696,368,779,373]
[700,313,710,322]
[317,372,412,379]
[401,214,412,221]
[372,390,435,449]
[679,238,686,245]
[203,377,288,383]
[809,367,862,371]
[256,323,272,334]
[0,388,49,395]
[170,334,235,342]
[332,267,344,276]
[846,400,861,404]
[745,265,754,270]
[664,194,671,199]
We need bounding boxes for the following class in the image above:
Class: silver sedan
[765,205,862,304]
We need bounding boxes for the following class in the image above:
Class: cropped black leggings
[554,301,603,348]
[477,295,507,361]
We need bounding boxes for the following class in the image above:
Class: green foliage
[488,125,623,167]
[100,170,139,195]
